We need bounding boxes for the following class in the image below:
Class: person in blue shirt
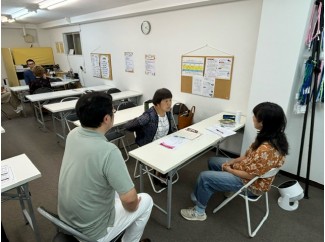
[23,59,36,85]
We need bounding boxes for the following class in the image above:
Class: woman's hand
[222,162,232,171]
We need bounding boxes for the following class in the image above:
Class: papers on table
[160,135,189,150]
[1,165,14,184]
[176,128,201,140]
[206,124,236,137]
[160,127,202,149]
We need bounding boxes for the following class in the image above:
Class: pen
[216,128,223,134]
[174,135,185,139]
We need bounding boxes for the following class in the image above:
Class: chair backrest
[34,87,54,94]
[260,167,280,178]
[37,207,95,242]
[106,88,121,95]
[117,101,136,111]
[65,112,79,132]
[61,96,79,102]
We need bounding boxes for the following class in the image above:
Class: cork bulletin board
[90,53,113,80]
[181,55,234,99]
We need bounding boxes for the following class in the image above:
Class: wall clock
[141,21,151,35]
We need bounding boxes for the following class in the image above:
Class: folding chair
[65,112,79,133]
[106,100,137,162]
[213,167,280,237]
[53,97,79,139]
[105,88,122,108]
[37,206,94,242]
[37,207,123,242]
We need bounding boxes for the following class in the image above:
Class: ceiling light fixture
[47,0,71,10]
[39,0,68,9]
[16,10,37,20]
[11,8,29,19]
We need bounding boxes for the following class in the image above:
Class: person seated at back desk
[29,65,52,94]
[24,59,36,85]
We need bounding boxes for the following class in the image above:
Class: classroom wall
[242,0,324,184]
[1,0,323,184]
[46,0,262,123]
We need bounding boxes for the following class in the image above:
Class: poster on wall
[91,53,101,78]
[181,56,205,76]
[55,42,64,54]
[125,52,134,73]
[192,75,215,97]
[204,57,233,80]
[90,53,113,80]
[100,54,110,79]
[145,54,156,76]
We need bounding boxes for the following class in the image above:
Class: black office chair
[37,206,124,242]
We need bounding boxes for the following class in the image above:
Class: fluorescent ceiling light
[7,19,16,23]
[47,1,71,10]
[39,0,67,9]
[11,8,29,19]
[16,10,37,20]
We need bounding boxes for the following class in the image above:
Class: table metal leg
[17,184,41,242]
[33,101,45,129]
[139,163,144,192]
[166,171,173,229]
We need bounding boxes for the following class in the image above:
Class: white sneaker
[14,105,23,113]
[180,207,207,221]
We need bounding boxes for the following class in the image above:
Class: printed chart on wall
[181,55,234,99]
[90,53,113,80]
[125,52,134,73]
[145,54,156,76]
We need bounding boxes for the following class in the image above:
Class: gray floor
[1,106,324,242]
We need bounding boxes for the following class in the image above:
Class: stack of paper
[160,135,189,149]
[176,128,201,140]
[206,124,236,137]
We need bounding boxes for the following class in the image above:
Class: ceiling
[1,0,151,25]
[1,0,242,28]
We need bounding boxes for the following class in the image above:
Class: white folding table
[26,84,114,129]
[1,154,42,242]
[129,112,246,228]
[44,90,143,140]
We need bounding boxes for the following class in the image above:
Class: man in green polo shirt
[58,92,153,241]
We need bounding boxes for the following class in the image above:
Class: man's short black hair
[76,92,113,128]
[152,88,172,105]
[26,59,35,64]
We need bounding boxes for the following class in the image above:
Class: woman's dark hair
[251,102,289,156]
[76,92,113,128]
[152,88,172,105]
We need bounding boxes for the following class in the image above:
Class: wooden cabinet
[2,47,55,87]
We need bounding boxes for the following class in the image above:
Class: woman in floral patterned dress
[180,102,289,221]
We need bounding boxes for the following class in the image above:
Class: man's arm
[119,188,140,212]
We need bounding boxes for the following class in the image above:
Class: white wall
[2,0,323,184]
[243,0,324,184]
[47,0,262,123]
